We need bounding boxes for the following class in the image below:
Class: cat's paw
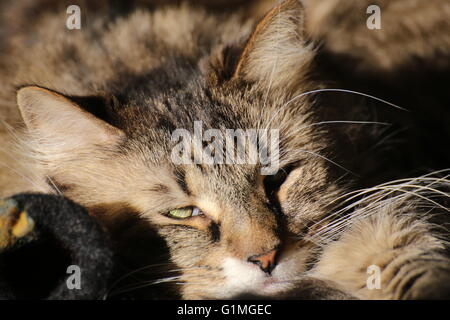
[367,253,450,300]
[400,263,450,300]
[0,198,35,250]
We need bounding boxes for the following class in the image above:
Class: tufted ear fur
[208,0,314,92]
[16,86,124,167]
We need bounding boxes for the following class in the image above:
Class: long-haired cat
[0,0,449,299]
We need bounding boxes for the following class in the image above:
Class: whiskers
[305,169,450,246]
[45,175,63,195]
[283,88,408,112]
[259,88,401,178]
[261,87,407,133]
[0,158,47,193]
[284,120,391,138]
[104,263,218,299]
[293,149,357,176]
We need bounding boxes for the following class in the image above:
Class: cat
[0,0,450,299]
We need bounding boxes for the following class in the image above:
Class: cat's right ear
[16,86,124,159]
[206,0,314,92]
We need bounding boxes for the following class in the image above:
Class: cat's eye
[167,206,203,219]
[263,165,293,197]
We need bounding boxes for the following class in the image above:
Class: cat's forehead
[113,70,307,196]
[130,89,255,129]
[110,60,261,132]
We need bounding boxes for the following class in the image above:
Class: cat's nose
[247,248,278,274]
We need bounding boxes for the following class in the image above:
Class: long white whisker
[0,160,47,193]
[308,172,450,242]
[284,120,391,138]
[284,88,407,112]
[46,175,62,195]
[264,88,407,130]
[317,171,450,223]
[297,149,357,176]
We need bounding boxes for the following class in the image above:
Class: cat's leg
[310,203,450,299]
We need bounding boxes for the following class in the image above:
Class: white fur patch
[218,257,297,298]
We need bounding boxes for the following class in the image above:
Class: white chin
[219,257,297,299]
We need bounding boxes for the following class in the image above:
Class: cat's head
[16,0,345,298]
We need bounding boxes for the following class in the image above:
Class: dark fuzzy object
[0,193,115,300]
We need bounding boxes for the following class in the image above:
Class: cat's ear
[227,0,313,90]
[17,86,124,155]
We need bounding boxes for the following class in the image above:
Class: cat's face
[15,0,345,298]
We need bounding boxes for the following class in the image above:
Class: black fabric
[0,193,115,300]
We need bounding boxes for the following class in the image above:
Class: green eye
[167,207,202,219]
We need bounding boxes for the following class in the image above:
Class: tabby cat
[0,0,450,299]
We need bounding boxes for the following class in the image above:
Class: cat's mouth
[220,257,304,299]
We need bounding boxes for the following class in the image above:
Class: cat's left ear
[17,86,124,156]
[208,0,313,91]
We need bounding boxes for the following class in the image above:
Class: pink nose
[247,249,278,274]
